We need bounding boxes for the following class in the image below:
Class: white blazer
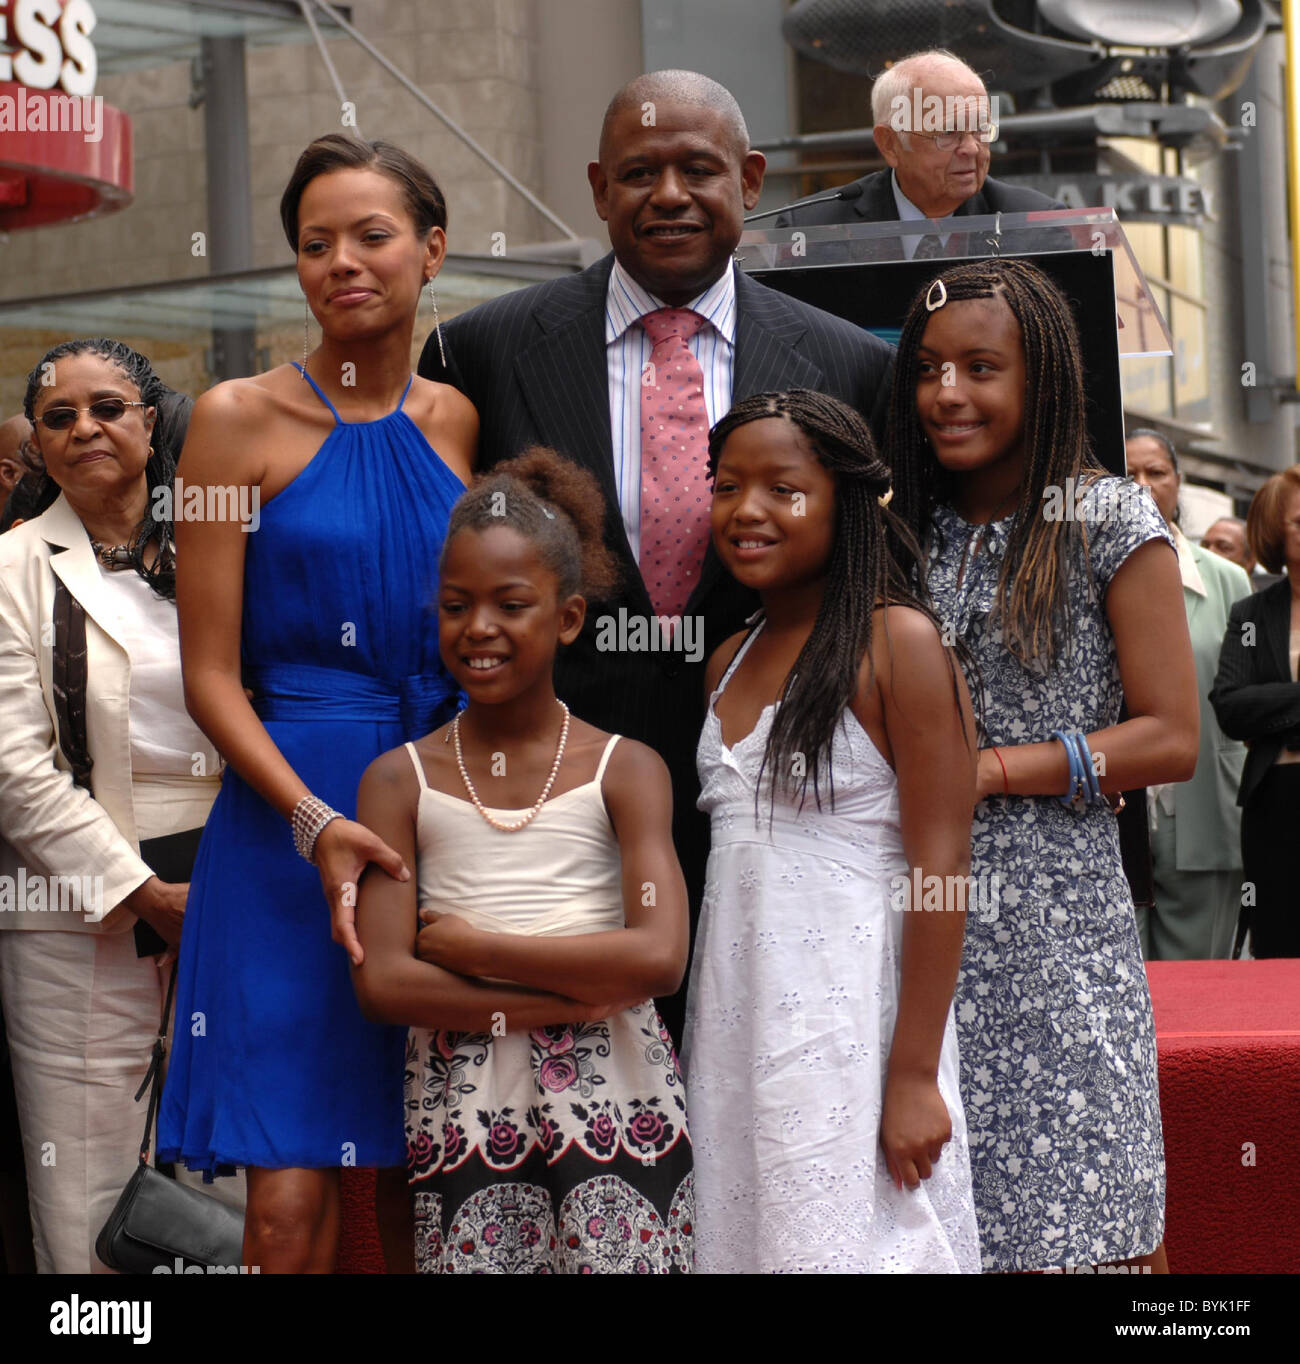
[0,493,160,932]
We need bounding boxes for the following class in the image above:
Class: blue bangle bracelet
[1075,732,1101,803]
[1051,729,1086,808]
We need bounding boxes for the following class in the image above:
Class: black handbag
[94,966,245,1273]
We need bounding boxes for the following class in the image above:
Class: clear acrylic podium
[735,208,1170,472]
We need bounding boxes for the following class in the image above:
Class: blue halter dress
[159,365,465,1175]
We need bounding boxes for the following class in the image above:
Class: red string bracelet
[991,746,1010,797]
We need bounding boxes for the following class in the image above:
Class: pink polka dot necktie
[639,307,712,620]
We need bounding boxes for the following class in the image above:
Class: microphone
[744,181,865,224]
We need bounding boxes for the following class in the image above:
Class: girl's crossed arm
[351,749,609,1033]
[415,739,689,1006]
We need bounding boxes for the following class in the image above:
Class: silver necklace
[451,702,571,832]
[88,519,149,570]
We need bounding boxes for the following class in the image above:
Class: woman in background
[1211,467,1300,958]
[1126,429,1251,960]
[0,339,225,1271]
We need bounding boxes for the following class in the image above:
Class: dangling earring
[302,296,310,376]
[428,278,446,369]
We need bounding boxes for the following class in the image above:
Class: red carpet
[1148,959,1300,1274]
[338,1168,385,1274]
[337,962,1300,1274]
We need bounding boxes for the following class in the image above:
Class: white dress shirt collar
[1170,521,1208,598]
[891,171,931,223]
[605,258,737,347]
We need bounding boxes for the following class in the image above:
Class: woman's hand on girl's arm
[313,817,409,968]
[351,752,611,1031]
[864,607,976,1187]
[425,740,690,1006]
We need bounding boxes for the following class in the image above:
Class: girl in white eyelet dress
[682,390,982,1274]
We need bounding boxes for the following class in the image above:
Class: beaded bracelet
[291,795,342,862]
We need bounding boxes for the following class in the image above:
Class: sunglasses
[36,399,148,433]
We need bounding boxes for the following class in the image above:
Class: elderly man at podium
[774,48,1064,258]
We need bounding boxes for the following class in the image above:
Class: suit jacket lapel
[41,493,129,650]
[732,268,826,400]
[855,170,898,222]
[1263,581,1292,681]
[513,255,618,506]
[513,255,650,611]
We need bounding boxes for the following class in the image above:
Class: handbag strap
[51,576,95,793]
[133,963,178,1166]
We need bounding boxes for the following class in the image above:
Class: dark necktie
[914,232,946,260]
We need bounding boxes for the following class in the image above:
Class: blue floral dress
[926,477,1173,1271]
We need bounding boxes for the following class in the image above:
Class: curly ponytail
[441,447,621,602]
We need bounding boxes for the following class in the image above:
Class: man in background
[774,49,1065,258]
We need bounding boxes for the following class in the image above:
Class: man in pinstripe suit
[418,71,893,1042]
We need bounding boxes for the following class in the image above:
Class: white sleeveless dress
[402,736,694,1273]
[682,626,981,1273]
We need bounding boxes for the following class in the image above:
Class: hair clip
[877,487,894,508]
[925,278,947,312]
[541,506,556,520]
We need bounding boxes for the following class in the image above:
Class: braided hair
[885,258,1106,670]
[22,339,181,600]
[709,389,973,815]
[441,447,621,603]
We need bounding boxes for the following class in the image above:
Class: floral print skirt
[406,1003,694,1272]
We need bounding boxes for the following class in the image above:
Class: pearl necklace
[452,702,570,832]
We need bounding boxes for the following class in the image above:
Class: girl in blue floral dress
[885,260,1199,1272]
[352,450,693,1273]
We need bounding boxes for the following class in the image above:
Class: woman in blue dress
[158,135,476,1272]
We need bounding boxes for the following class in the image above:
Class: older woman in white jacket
[0,339,237,1272]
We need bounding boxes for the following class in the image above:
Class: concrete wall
[537,0,644,239]
[0,0,574,304]
[1195,28,1300,484]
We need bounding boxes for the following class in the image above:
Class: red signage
[0,81,130,228]
[0,3,131,230]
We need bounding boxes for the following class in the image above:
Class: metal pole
[295,0,362,139]
[200,35,258,380]
[305,0,580,241]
